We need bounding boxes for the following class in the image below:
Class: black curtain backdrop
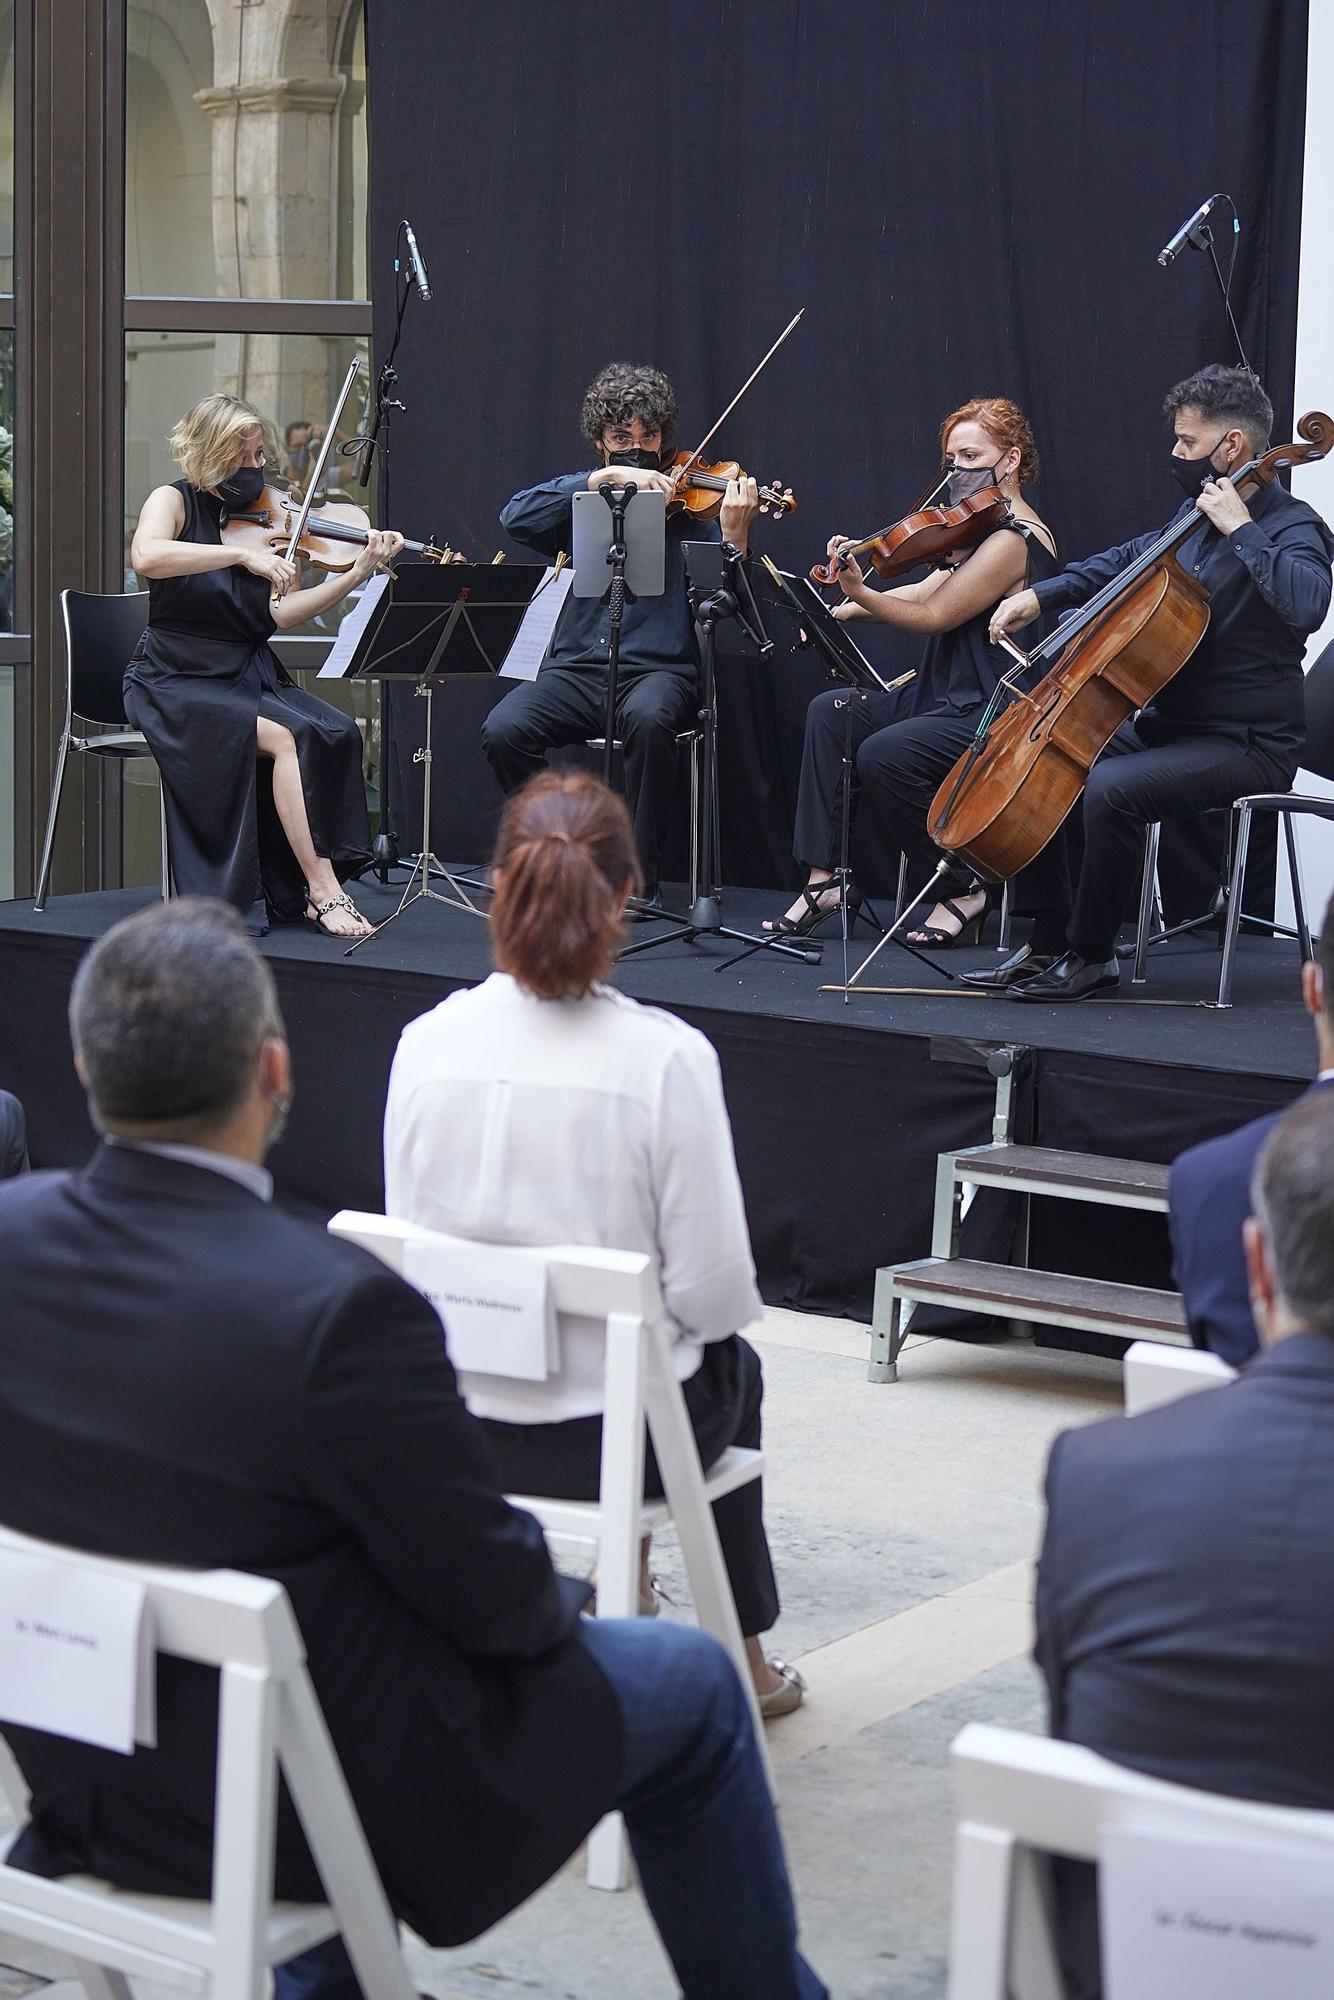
[367,0,1308,893]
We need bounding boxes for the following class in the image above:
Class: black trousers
[1056,718,1299,962]
[792,684,982,900]
[482,662,696,890]
[479,1335,780,1639]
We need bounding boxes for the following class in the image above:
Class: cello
[927,412,1333,883]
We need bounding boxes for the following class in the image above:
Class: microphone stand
[620,544,819,966]
[349,234,414,885]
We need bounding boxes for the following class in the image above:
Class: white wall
[1280,0,1334,927]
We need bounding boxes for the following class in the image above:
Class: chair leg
[895,852,907,921]
[33,733,72,911]
[688,735,700,904]
[1283,812,1311,964]
[586,1314,648,1892]
[159,775,171,901]
[1130,820,1160,985]
[1217,802,1253,1008]
[997,877,1013,953]
[946,1822,1015,2000]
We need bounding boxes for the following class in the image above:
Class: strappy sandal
[905,890,987,949]
[305,891,370,938]
[762,879,861,937]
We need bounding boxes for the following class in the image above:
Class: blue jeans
[277,1619,825,2000]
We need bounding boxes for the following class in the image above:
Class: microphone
[401,219,432,302]
[1158,194,1224,267]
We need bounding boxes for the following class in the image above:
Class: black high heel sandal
[904,890,988,949]
[762,879,862,938]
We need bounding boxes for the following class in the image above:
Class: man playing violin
[764,398,1058,944]
[977,364,1334,1001]
[483,362,761,900]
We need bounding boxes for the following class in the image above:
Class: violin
[810,482,1011,587]
[927,411,1334,884]
[664,451,797,520]
[220,485,466,570]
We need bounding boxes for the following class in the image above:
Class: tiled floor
[0,1308,1119,1999]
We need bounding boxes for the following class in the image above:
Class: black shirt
[1032,479,1334,736]
[500,471,722,676]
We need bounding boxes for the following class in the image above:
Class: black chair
[34,589,169,911]
[1217,636,1334,1005]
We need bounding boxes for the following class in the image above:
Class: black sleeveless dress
[123,480,370,933]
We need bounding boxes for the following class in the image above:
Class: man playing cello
[974,365,1334,1000]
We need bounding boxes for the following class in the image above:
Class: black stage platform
[0,881,1313,1324]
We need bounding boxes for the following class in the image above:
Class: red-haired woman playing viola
[764,397,1057,946]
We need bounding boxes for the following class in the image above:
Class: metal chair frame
[34,591,169,911]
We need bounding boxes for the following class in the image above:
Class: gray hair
[69,897,284,1134]
[1250,1092,1334,1336]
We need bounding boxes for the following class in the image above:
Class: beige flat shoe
[757,1657,807,1719]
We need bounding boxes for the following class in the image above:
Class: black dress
[124,480,370,933]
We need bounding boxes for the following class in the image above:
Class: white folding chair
[0,1522,415,2000]
[946,1720,1334,2000]
[1123,1339,1237,1416]
[328,1208,772,1891]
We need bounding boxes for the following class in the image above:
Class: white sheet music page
[317,572,390,678]
[0,1547,153,1754]
[500,566,573,681]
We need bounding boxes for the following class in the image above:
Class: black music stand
[319,559,547,954]
[757,560,979,998]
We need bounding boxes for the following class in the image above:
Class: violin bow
[277,357,364,569]
[672,309,805,486]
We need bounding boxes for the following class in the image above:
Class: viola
[220,484,465,571]
[810,483,1011,587]
[927,412,1334,884]
[663,451,797,521]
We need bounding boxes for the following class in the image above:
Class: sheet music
[317,573,391,678]
[500,565,573,680]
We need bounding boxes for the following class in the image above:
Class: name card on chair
[1101,1823,1334,1999]
[403,1238,557,1381]
[0,1546,156,1754]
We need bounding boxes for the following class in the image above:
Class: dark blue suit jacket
[0,1143,617,1946]
[1168,1077,1330,1365]
[1036,1331,1334,1996]
[0,1090,28,1178]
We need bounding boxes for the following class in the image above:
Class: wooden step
[950,1143,1170,1210]
[887,1257,1187,1340]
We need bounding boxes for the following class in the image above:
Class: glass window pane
[126,1,369,301]
[121,329,381,887]
[0,1,13,293]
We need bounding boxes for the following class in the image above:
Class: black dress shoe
[1006,949,1121,1002]
[959,944,1057,991]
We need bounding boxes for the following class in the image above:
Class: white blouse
[383,972,765,1422]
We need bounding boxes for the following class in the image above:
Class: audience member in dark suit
[1037,1088,1334,1998]
[0,1088,28,1177]
[1169,889,1334,1364]
[0,898,826,2000]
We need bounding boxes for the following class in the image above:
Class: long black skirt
[125,633,370,933]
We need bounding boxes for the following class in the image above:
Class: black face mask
[216,464,266,510]
[946,460,1002,507]
[1169,438,1236,500]
[606,447,662,471]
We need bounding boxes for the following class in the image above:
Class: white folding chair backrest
[329,1209,771,1892]
[0,1522,414,2000]
[1123,1339,1236,1416]
[947,1722,1334,2000]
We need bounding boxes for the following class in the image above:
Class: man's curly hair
[580,363,679,451]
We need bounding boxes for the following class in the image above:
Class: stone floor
[0,1308,1120,1999]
